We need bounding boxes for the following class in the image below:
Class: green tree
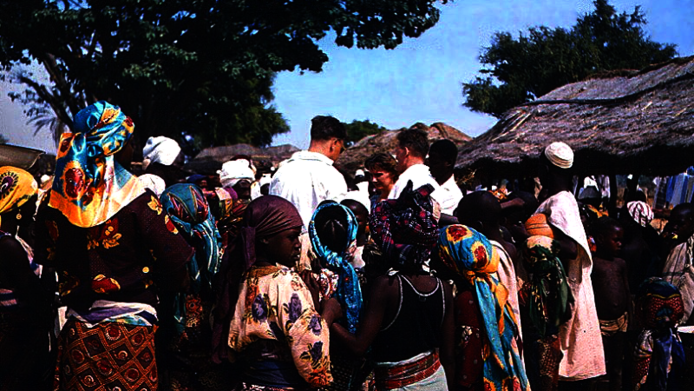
[0,0,445,148]
[343,119,388,146]
[463,0,677,118]
[0,134,8,144]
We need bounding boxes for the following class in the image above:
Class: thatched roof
[0,144,44,170]
[336,122,472,173]
[186,143,300,175]
[455,56,694,178]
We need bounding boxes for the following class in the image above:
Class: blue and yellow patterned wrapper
[49,101,145,228]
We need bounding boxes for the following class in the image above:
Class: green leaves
[463,0,678,118]
[1,0,444,147]
[343,119,388,146]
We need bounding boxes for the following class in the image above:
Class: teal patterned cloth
[309,201,362,333]
[438,224,529,391]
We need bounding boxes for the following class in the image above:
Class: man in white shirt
[270,115,348,228]
[388,126,447,210]
[426,139,463,215]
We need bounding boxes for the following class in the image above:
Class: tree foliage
[343,119,388,146]
[0,134,8,144]
[462,0,678,118]
[0,0,445,147]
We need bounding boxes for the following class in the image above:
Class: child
[590,216,630,391]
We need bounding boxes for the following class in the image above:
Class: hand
[320,297,343,326]
[299,270,320,307]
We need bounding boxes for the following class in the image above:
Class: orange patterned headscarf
[0,166,38,226]
[49,101,145,228]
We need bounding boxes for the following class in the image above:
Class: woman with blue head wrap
[159,183,224,389]
[161,183,223,291]
[309,201,362,333]
[438,224,530,391]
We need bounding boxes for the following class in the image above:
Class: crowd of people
[0,100,692,391]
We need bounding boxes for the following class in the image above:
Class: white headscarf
[218,159,255,188]
[138,174,166,196]
[143,136,182,167]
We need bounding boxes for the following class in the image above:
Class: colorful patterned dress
[228,265,333,390]
[35,191,194,390]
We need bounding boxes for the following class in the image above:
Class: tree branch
[17,75,73,130]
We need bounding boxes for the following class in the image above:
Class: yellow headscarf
[0,166,38,226]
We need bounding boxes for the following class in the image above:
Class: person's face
[344,203,368,237]
[426,150,449,180]
[233,179,252,201]
[369,168,395,194]
[263,226,302,267]
[394,144,408,173]
[668,208,694,241]
[597,226,623,256]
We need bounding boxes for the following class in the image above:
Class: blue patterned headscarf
[309,201,362,333]
[438,224,529,391]
[161,183,222,289]
[50,101,145,228]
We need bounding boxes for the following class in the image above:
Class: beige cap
[544,142,574,169]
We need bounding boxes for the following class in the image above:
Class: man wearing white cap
[139,136,184,195]
[534,141,606,387]
[218,159,256,201]
[270,115,348,228]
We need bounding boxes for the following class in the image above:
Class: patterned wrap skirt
[54,318,158,390]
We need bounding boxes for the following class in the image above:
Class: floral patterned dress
[228,265,332,389]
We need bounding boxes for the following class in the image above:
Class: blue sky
[1,0,692,152]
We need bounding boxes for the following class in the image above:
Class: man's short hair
[310,115,346,141]
[365,152,398,176]
[397,126,429,158]
[429,139,458,164]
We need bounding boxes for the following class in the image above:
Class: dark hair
[429,139,458,164]
[341,199,368,219]
[365,152,398,176]
[310,115,346,141]
[397,127,429,158]
[589,216,621,238]
[314,204,349,253]
[456,191,502,226]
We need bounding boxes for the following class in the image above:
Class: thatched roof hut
[0,144,44,170]
[455,56,694,179]
[336,122,472,174]
[186,143,300,175]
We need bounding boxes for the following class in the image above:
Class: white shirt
[269,150,348,228]
[388,163,446,208]
[535,191,605,380]
[438,175,464,215]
